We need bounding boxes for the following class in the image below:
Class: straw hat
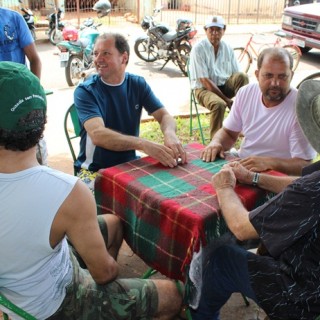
[296,79,320,153]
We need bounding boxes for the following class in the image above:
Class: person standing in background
[0,6,46,164]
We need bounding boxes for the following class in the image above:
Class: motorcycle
[19,0,36,40]
[134,8,197,76]
[57,18,102,86]
[46,3,65,45]
[56,0,111,87]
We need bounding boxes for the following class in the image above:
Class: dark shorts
[49,216,158,320]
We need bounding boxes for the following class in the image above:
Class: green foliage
[140,115,211,145]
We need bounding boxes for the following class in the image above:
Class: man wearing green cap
[0,61,183,319]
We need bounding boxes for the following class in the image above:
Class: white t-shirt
[224,83,316,160]
[189,38,240,89]
[0,166,78,319]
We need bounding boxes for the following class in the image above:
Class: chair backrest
[0,293,37,320]
[64,104,81,175]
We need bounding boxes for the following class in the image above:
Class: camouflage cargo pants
[48,217,158,320]
[48,251,158,320]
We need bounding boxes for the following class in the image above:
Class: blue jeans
[190,244,259,320]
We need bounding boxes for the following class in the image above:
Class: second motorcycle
[134,8,197,76]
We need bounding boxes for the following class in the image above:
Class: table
[95,143,274,282]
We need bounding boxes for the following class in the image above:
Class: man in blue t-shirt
[0,7,45,164]
[74,32,187,190]
[0,7,41,78]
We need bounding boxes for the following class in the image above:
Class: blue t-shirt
[74,73,164,172]
[0,8,33,64]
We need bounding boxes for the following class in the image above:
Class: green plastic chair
[0,293,37,320]
[63,104,81,176]
[187,60,208,145]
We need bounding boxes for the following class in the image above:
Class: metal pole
[137,0,140,24]
[76,0,80,27]
[257,0,260,23]
[237,0,240,24]
[195,0,198,25]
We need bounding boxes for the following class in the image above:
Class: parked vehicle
[62,24,79,41]
[46,4,65,45]
[57,0,111,86]
[134,8,197,76]
[19,0,36,40]
[281,2,320,53]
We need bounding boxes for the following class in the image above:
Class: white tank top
[0,166,78,319]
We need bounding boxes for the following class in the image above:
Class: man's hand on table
[200,142,224,162]
[141,139,186,168]
[164,134,187,165]
[239,156,273,172]
[226,162,253,185]
[211,165,237,191]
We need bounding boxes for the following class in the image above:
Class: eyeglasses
[261,73,290,81]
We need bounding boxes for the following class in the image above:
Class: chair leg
[141,267,158,279]
[189,93,193,136]
[190,90,207,145]
[194,102,206,145]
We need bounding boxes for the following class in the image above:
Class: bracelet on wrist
[252,172,260,187]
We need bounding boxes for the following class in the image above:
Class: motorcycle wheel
[134,38,158,62]
[65,55,85,87]
[49,29,64,45]
[177,43,191,76]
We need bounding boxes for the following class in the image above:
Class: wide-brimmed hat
[296,79,320,153]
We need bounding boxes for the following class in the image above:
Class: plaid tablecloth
[95,143,273,281]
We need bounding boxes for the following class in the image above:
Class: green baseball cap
[0,61,46,131]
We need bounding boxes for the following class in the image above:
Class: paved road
[36,22,320,167]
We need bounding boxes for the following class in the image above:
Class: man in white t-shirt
[200,47,316,175]
[189,15,249,138]
[0,61,183,320]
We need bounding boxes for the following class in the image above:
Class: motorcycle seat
[162,30,178,42]
[69,38,90,49]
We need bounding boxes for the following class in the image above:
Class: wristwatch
[252,172,260,186]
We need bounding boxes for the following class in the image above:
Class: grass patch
[140,114,211,145]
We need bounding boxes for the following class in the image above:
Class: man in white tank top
[0,62,183,319]
[200,47,316,176]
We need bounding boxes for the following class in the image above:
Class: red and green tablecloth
[95,143,274,281]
